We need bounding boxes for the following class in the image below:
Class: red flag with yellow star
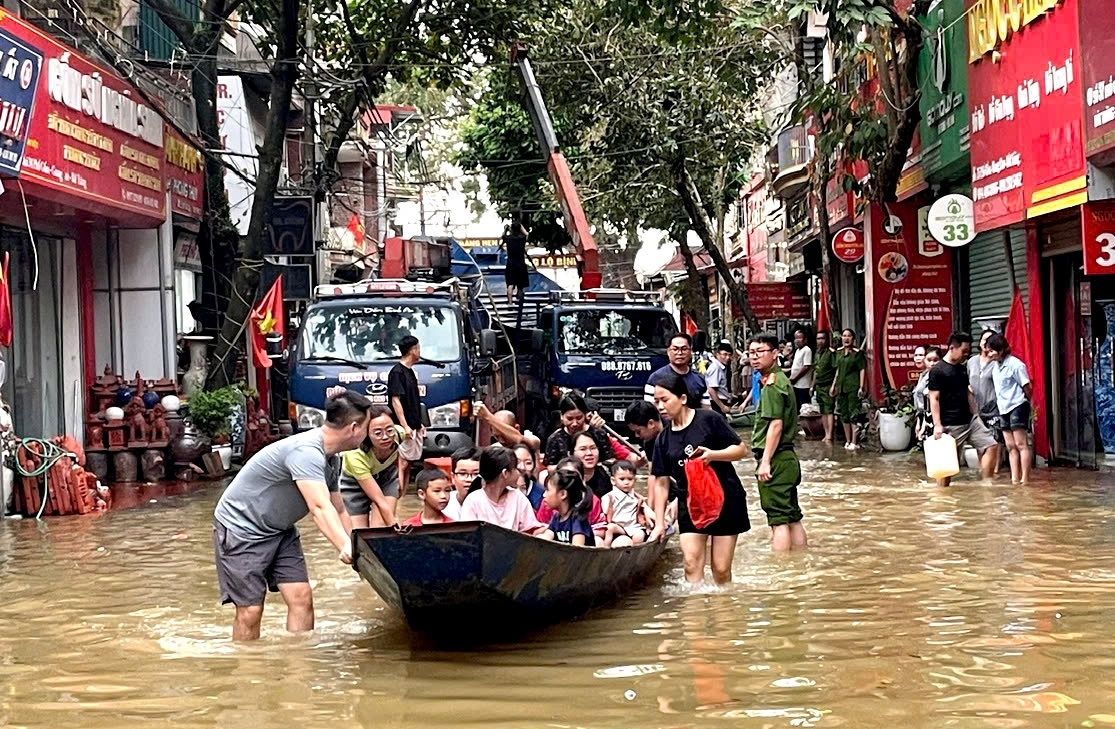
[347,213,366,256]
[250,276,284,368]
[0,252,12,348]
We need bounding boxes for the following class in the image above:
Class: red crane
[510,43,602,290]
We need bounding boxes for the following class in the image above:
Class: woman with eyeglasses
[649,373,750,584]
[544,392,616,467]
[337,404,404,529]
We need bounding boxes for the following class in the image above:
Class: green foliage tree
[455,0,776,330]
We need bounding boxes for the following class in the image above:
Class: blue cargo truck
[288,278,518,455]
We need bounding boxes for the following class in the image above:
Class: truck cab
[288,279,515,455]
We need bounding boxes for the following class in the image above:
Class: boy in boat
[600,460,648,547]
[213,391,371,641]
[443,446,480,520]
[400,468,454,526]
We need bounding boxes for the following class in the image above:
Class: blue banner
[0,26,42,176]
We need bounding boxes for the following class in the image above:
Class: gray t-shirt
[967,355,999,419]
[214,429,329,539]
[705,358,727,391]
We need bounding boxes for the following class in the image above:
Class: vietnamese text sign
[1081,200,1115,275]
[832,227,864,263]
[165,125,203,220]
[530,253,576,268]
[0,19,42,176]
[5,11,166,223]
[1080,0,1115,158]
[967,0,1086,231]
[865,202,955,396]
[745,281,810,321]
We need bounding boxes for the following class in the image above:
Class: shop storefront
[0,11,200,443]
[967,0,1090,462]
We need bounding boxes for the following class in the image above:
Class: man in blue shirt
[645,333,711,410]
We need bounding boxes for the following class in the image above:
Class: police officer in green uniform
[747,333,807,551]
[830,328,867,450]
[811,330,837,443]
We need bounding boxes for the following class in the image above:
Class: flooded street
[3,442,1115,728]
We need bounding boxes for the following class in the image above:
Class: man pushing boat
[212,391,372,641]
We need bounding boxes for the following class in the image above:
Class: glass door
[1048,253,1097,468]
[0,227,63,439]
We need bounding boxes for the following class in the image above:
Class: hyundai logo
[366,382,388,396]
[615,370,633,381]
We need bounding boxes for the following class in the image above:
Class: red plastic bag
[684,459,724,529]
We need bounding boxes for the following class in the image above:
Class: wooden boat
[352,521,668,632]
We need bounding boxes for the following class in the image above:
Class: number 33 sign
[1081,201,1115,276]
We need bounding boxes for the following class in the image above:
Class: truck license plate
[613,408,626,421]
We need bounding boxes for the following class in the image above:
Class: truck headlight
[296,404,326,429]
[429,401,462,428]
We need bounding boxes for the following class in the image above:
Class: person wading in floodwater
[212,391,371,641]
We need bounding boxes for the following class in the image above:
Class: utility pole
[304,0,319,249]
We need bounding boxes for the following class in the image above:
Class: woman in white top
[987,333,1033,484]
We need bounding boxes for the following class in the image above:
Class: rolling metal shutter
[968,229,1028,332]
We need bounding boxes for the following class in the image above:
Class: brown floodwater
[2,442,1115,728]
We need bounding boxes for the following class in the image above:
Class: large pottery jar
[182,336,213,397]
[878,412,913,451]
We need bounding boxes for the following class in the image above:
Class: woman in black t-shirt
[650,373,750,584]
[544,392,615,466]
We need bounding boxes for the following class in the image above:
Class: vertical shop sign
[1080,0,1115,158]
[0,19,42,175]
[1081,200,1115,275]
[865,202,955,396]
[967,0,1086,231]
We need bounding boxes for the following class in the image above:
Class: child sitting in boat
[400,468,454,527]
[538,469,596,546]
[461,446,546,533]
[536,457,606,536]
[600,460,648,547]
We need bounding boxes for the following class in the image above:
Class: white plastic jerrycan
[925,433,960,479]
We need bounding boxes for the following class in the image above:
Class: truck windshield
[557,309,677,355]
[300,303,461,363]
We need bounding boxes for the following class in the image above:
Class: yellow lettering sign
[968,0,1064,63]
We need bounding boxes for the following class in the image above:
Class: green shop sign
[918,0,969,184]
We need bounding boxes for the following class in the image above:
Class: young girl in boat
[536,456,605,536]
[513,443,546,510]
[460,445,546,533]
[538,469,596,546]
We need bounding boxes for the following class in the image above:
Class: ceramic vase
[1096,302,1115,455]
[182,336,213,397]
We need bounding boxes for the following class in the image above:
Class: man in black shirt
[927,332,997,487]
[389,335,424,486]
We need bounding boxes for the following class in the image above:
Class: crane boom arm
[511,43,601,290]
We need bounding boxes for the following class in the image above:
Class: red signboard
[165,125,203,221]
[2,11,166,225]
[825,175,851,226]
[831,226,864,263]
[864,202,955,398]
[1081,200,1115,275]
[967,0,1086,231]
[743,281,811,321]
[1081,0,1115,159]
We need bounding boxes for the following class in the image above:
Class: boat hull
[352,521,667,632]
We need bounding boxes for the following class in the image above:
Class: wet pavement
[2,441,1115,728]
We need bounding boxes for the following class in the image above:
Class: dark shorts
[213,521,309,606]
[794,387,810,409]
[755,450,803,526]
[339,469,400,515]
[815,388,835,415]
[1003,402,1031,432]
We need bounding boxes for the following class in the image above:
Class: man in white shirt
[705,342,740,414]
[789,327,814,411]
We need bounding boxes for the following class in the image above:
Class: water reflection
[1,442,1113,727]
